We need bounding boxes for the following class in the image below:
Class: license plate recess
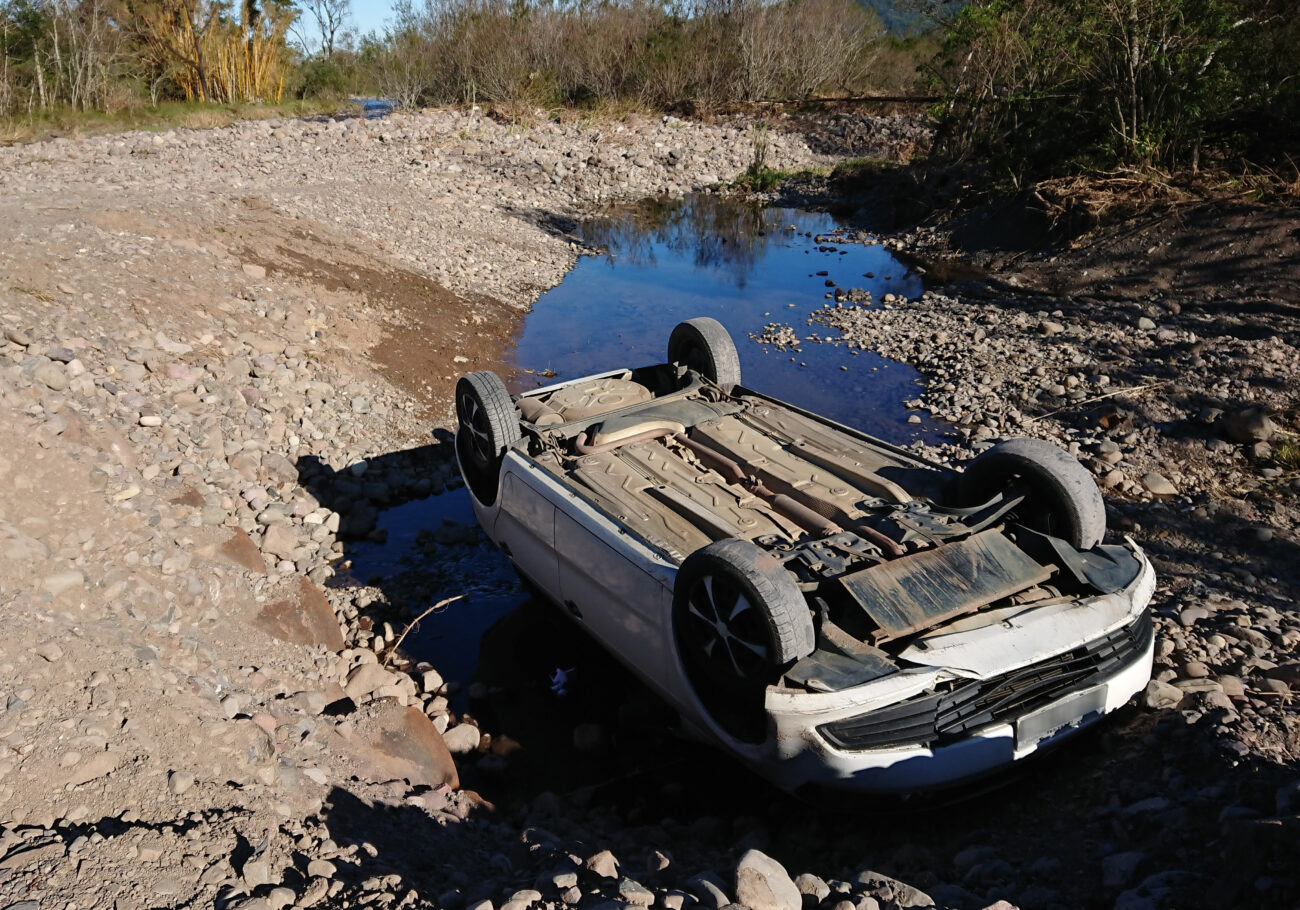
[1015,685,1108,750]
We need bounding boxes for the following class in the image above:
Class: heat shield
[840,529,1053,642]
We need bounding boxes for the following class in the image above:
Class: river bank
[0,106,840,909]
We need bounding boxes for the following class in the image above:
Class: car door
[554,507,671,688]
[492,469,560,600]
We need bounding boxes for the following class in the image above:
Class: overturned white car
[455,318,1156,794]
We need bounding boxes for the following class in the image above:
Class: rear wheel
[960,437,1106,550]
[455,371,520,505]
[668,317,742,391]
[673,539,813,743]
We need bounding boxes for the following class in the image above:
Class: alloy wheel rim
[457,391,493,467]
[684,574,769,681]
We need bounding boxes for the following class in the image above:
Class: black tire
[673,538,814,742]
[960,437,1106,550]
[668,317,742,391]
[455,371,520,504]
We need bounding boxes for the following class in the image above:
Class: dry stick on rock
[384,595,463,667]
[1027,381,1169,423]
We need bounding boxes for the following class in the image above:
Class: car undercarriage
[454,318,1156,791]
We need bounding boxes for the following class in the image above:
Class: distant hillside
[860,0,963,34]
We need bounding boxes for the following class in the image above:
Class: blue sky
[350,0,400,38]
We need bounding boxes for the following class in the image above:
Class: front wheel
[455,371,520,505]
[960,437,1106,550]
[672,539,813,743]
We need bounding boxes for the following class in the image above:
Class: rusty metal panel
[690,416,872,517]
[840,530,1053,641]
[566,449,713,557]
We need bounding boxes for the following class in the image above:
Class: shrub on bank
[932,0,1300,179]
[367,0,895,110]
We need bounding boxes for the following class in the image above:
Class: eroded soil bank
[0,105,1295,910]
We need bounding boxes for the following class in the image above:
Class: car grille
[818,609,1153,751]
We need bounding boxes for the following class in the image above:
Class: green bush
[293,56,352,100]
[932,0,1300,177]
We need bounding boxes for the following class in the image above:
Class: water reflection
[351,97,396,118]
[342,485,528,697]
[510,193,938,444]
[582,195,778,286]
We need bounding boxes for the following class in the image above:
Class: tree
[117,0,294,103]
[934,0,1298,174]
[293,0,347,58]
[0,0,125,112]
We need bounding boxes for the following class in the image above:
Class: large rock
[33,361,68,391]
[686,873,731,909]
[351,701,458,789]
[219,528,267,574]
[794,874,830,901]
[261,452,299,484]
[1222,406,1277,444]
[852,871,933,909]
[65,750,124,788]
[735,850,801,910]
[1141,472,1178,498]
[1264,663,1300,689]
[585,849,620,879]
[260,522,299,559]
[345,662,398,701]
[252,577,345,650]
[443,722,483,755]
[1142,679,1184,710]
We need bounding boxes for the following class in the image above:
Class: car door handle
[564,599,583,620]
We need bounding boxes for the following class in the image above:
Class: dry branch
[384,595,464,667]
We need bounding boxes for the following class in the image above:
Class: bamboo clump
[127,0,290,104]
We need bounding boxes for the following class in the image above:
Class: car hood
[767,542,1155,716]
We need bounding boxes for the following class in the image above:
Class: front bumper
[758,548,1157,793]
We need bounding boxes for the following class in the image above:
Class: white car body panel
[896,546,1158,678]
[480,453,683,705]
[761,645,1152,793]
[757,554,1156,791]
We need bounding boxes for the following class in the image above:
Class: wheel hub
[458,392,493,465]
